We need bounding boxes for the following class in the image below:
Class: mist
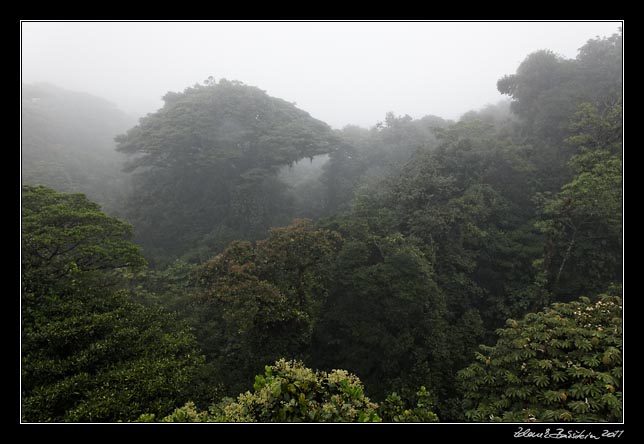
[21,21,623,425]
[21,21,620,128]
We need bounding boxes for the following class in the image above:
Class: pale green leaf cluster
[458,289,622,422]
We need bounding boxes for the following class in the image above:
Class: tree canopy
[22,185,204,422]
[115,79,341,262]
[21,30,622,423]
[189,219,342,396]
[458,290,622,422]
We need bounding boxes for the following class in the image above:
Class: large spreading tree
[115,78,341,262]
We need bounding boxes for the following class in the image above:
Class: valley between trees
[21,31,622,423]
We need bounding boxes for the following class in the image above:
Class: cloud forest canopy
[115,78,341,263]
[22,30,622,423]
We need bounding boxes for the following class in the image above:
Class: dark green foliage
[22,29,623,424]
[458,289,622,422]
[534,102,622,302]
[22,291,204,422]
[306,33,621,420]
[575,31,623,108]
[354,119,542,338]
[497,49,578,141]
[191,219,342,397]
[316,122,543,420]
[497,31,622,192]
[22,186,204,422]
[125,259,197,313]
[22,185,145,296]
[312,215,450,406]
[115,79,340,261]
[497,31,622,142]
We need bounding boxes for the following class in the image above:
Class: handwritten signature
[514,427,624,439]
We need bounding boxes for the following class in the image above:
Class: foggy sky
[21,21,621,129]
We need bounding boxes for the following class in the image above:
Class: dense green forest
[21,31,622,423]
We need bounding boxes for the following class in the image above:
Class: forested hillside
[22,83,137,215]
[21,31,622,423]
